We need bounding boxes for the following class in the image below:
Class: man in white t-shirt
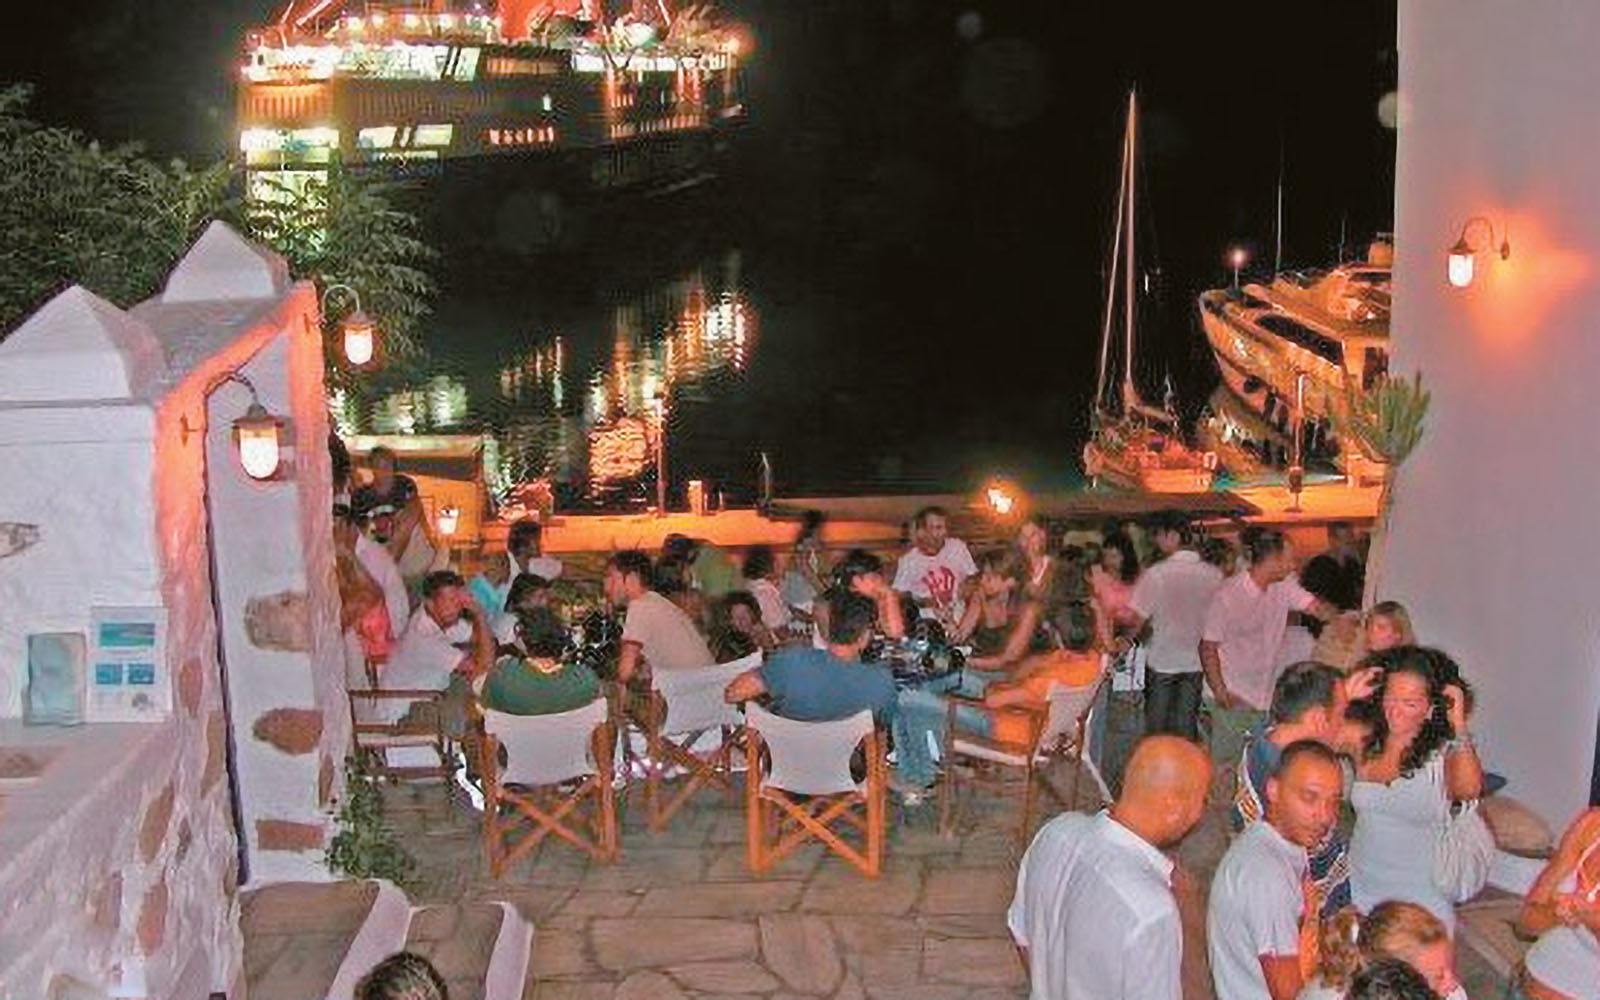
[1200,528,1335,775]
[1207,740,1343,1000]
[1009,735,1212,1000]
[606,550,715,683]
[891,506,978,627]
[1124,514,1223,741]
[383,570,497,726]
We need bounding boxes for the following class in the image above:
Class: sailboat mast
[1273,140,1284,275]
[1121,89,1138,415]
[1094,100,1130,415]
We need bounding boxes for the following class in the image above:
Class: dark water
[333,1,1398,509]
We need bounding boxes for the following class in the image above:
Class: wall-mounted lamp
[181,371,290,480]
[1447,216,1511,288]
[322,283,380,368]
[436,505,461,537]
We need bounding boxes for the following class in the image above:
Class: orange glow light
[1458,207,1590,352]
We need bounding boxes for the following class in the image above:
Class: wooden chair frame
[481,717,618,874]
[745,723,886,878]
[346,686,457,784]
[621,676,748,831]
[937,673,1110,841]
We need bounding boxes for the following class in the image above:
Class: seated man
[894,600,1103,798]
[724,590,896,723]
[1234,661,1381,919]
[480,607,599,716]
[812,549,906,648]
[493,572,554,649]
[708,591,774,663]
[892,505,978,629]
[606,550,715,684]
[383,570,497,732]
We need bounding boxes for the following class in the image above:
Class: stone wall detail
[244,590,313,652]
[252,706,324,755]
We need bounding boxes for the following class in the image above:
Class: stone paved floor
[251,759,1512,1000]
[388,766,1069,1000]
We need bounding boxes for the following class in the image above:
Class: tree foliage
[0,84,230,332]
[245,158,436,370]
[0,86,436,375]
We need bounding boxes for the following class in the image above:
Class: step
[404,903,533,1000]
[241,880,530,1000]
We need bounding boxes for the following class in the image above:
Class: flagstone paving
[246,759,1511,1000]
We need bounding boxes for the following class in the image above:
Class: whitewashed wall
[0,223,349,997]
[1384,0,1600,828]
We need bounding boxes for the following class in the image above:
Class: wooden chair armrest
[948,730,1036,758]
[349,688,444,700]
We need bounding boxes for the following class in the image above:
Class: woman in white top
[1348,647,1484,930]
[1515,808,1600,1000]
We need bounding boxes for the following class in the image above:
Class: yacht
[1196,239,1392,478]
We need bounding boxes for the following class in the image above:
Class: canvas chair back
[652,652,760,735]
[484,698,607,788]
[746,703,871,796]
[1037,660,1107,755]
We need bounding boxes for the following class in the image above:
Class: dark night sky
[1,0,1399,492]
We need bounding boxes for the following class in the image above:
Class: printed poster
[86,605,170,722]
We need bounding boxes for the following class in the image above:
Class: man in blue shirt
[724,590,896,722]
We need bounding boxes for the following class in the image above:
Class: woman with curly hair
[1348,647,1485,928]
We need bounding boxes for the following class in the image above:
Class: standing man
[1199,528,1335,785]
[1299,521,1365,613]
[892,506,978,629]
[1235,661,1380,919]
[1125,513,1224,740]
[1008,735,1213,1000]
[1208,741,1344,1000]
[606,550,714,684]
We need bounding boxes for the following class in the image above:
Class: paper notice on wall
[85,606,171,723]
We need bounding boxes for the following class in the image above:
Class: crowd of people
[328,443,1594,1000]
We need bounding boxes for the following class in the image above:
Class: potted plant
[1334,372,1431,606]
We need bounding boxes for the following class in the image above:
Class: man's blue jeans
[893,669,1004,791]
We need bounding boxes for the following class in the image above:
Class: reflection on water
[339,248,754,510]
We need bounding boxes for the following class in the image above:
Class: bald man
[1008,735,1212,1000]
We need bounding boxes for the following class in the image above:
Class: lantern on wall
[436,505,461,537]
[341,310,376,366]
[1446,216,1511,288]
[322,283,380,367]
[234,400,286,480]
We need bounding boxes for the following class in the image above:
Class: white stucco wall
[0,224,350,996]
[1384,0,1600,828]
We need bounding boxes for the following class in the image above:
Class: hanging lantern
[342,310,376,366]
[437,505,461,537]
[234,401,285,480]
[1447,237,1475,288]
